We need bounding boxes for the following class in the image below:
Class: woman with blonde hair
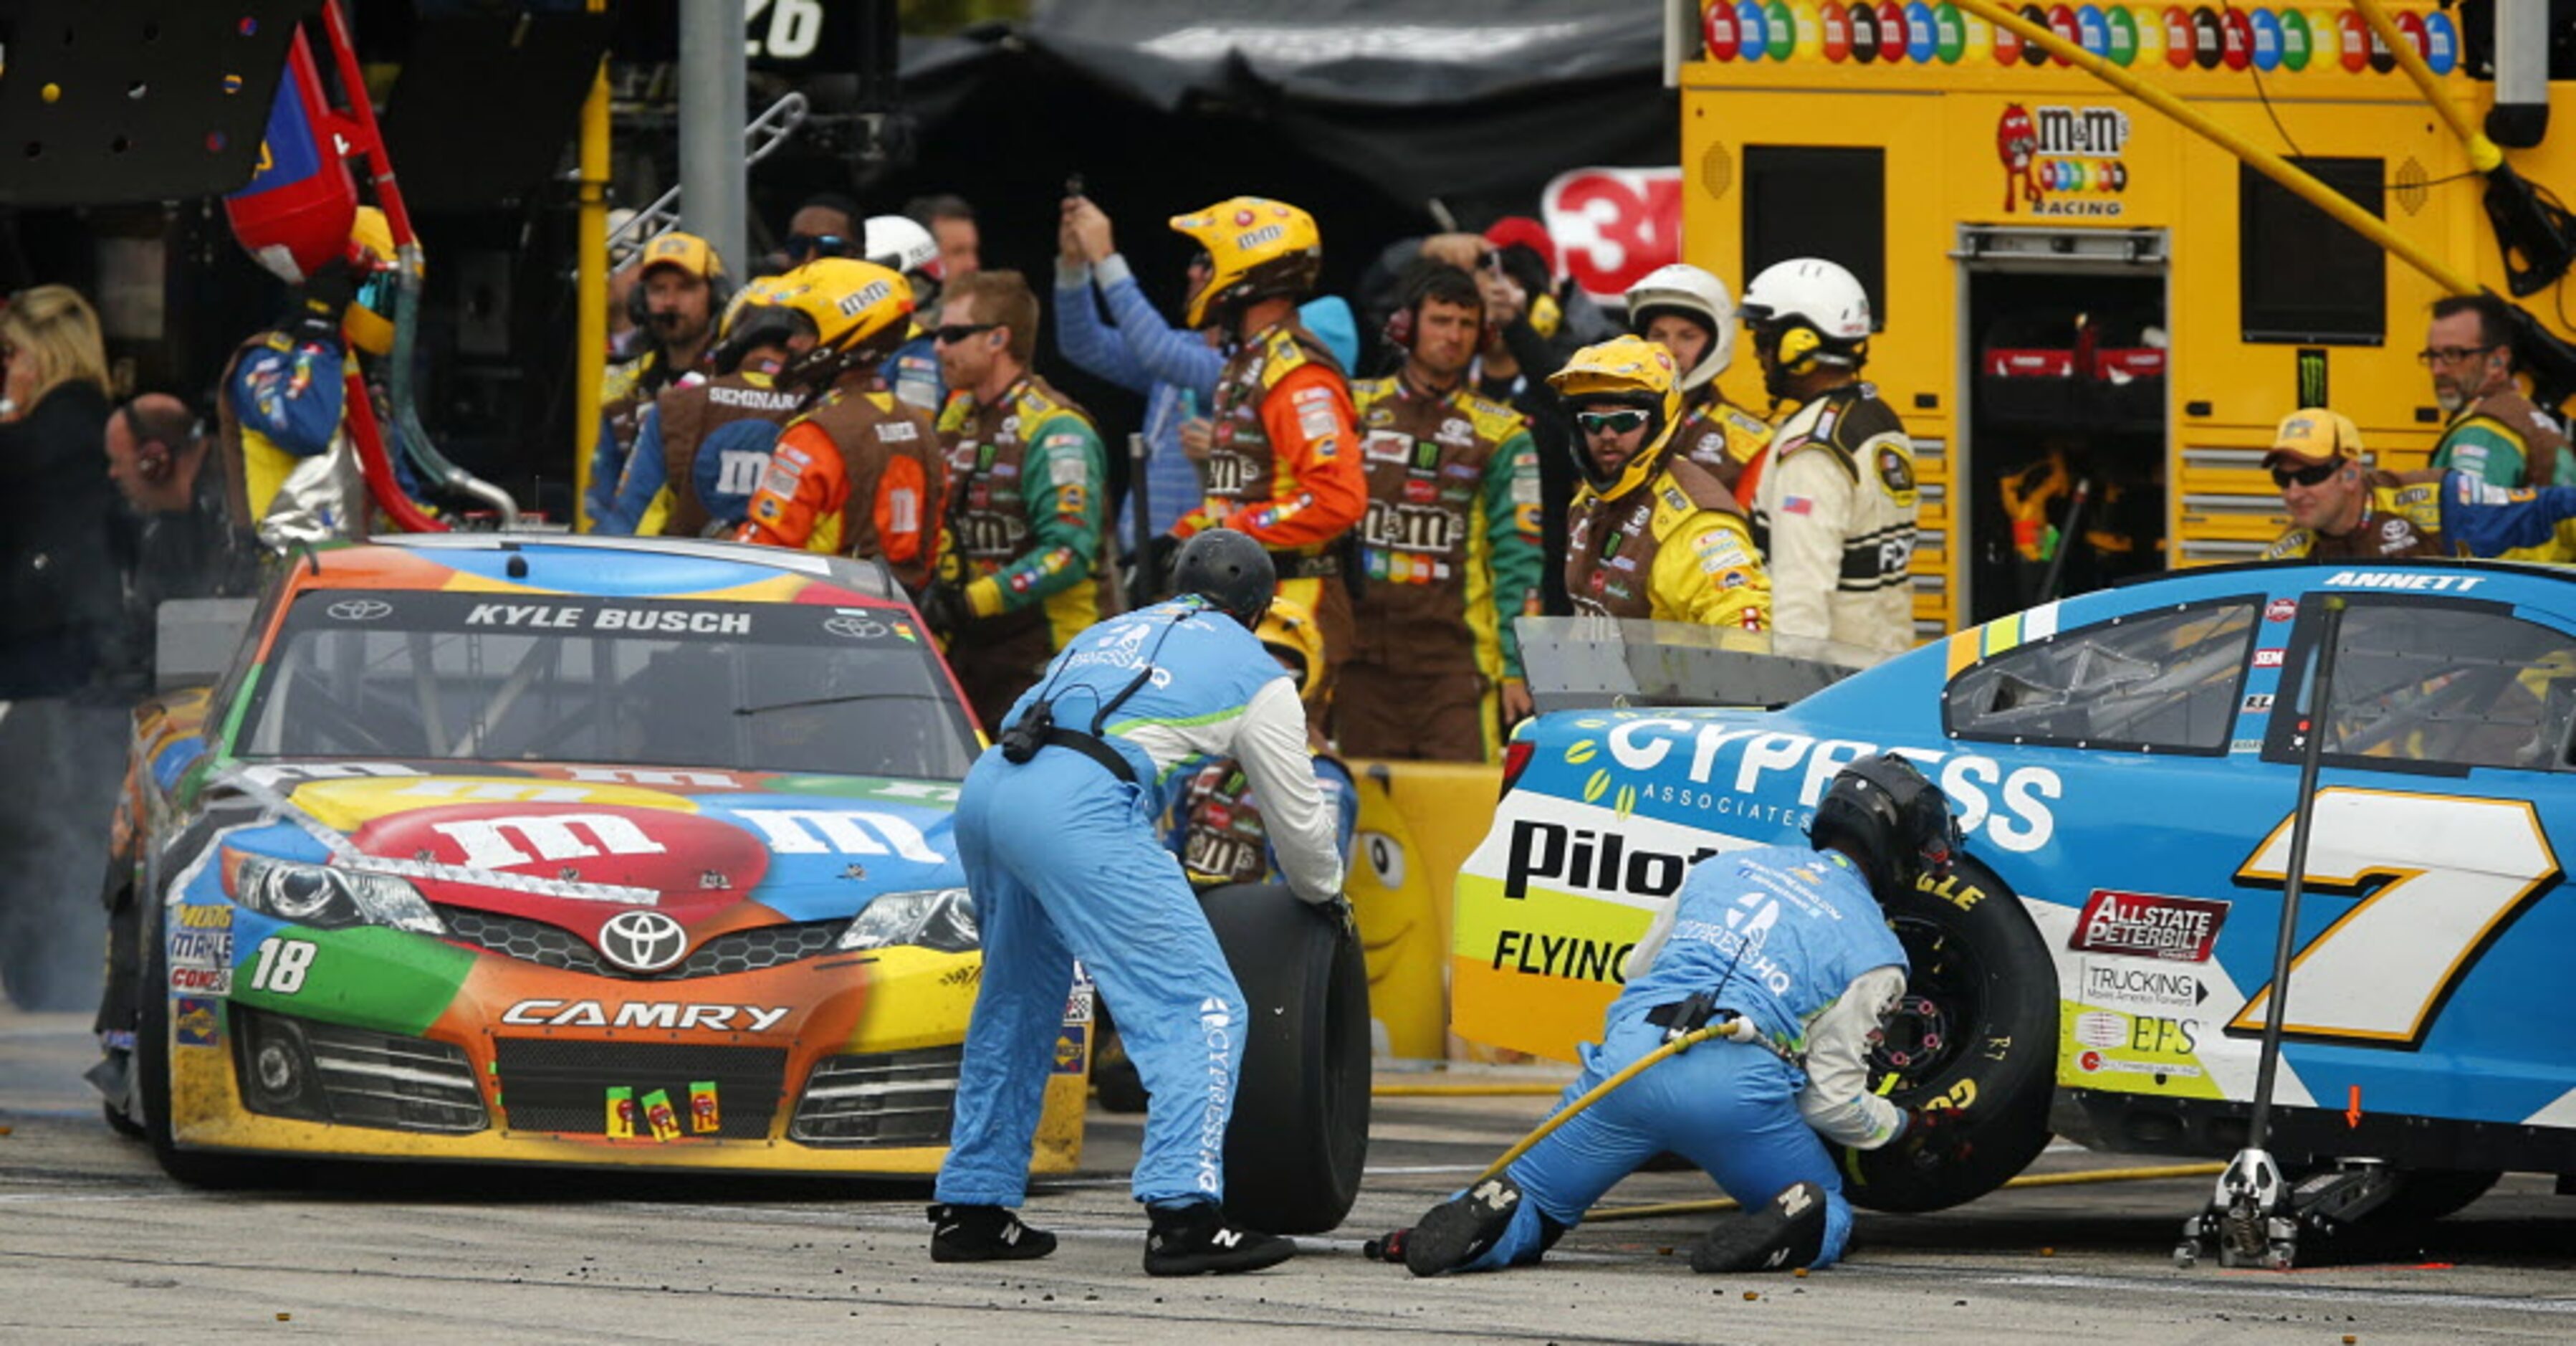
[1,283,121,697]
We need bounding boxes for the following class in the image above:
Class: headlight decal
[835,887,978,954]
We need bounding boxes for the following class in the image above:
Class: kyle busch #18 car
[1457,560,2576,1218]
[92,535,1094,1180]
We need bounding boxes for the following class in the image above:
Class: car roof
[293,533,902,600]
[2119,556,2576,591]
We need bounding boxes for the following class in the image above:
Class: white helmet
[1624,264,1736,392]
[864,215,944,304]
[1740,258,1872,346]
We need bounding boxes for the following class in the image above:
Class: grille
[789,1046,959,1148]
[436,906,845,980]
[236,1009,487,1134]
[492,1038,785,1140]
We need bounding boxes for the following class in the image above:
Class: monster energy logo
[2297,348,2329,410]
[1601,529,1625,558]
[1412,440,1440,472]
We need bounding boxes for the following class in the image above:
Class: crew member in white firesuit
[866,214,950,414]
[1740,258,1919,653]
[1626,263,1774,500]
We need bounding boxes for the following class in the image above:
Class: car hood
[207,761,966,935]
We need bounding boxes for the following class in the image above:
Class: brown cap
[2263,409,2362,468]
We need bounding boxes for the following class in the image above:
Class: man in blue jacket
[929,530,1347,1277]
[1392,755,1963,1277]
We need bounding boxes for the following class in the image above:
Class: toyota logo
[327,598,393,621]
[596,910,689,973]
[822,615,886,640]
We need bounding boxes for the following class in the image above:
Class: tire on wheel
[1202,883,1371,1235]
[2374,1168,2501,1225]
[138,909,274,1189]
[1839,854,2057,1213]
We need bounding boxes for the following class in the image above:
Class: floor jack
[2175,596,2395,1270]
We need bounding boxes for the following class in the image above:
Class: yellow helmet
[1255,596,1329,710]
[342,206,398,357]
[1168,196,1323,329]
[1547,335,1685,496]
[768,258,914,391]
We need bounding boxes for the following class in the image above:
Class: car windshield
[237,591,979,779]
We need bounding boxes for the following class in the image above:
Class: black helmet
[1809,754,1963,897]
[1172,530,1275,629]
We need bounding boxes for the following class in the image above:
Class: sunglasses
[1573,407,1650,436]
[784,233,852,262]
[2270,459,2341,489]
[932,322,1000,345]
[2415,344,2497,367]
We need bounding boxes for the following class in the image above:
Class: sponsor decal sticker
[2071,889,2226,962]
[176,998,220,1047]
[2079,958,2211,1008]
[2252,648,2285,668]
[2264,597,2297,622]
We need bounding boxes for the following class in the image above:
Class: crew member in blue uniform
[929,530,1347,1277]
[1391,754,1963,1276]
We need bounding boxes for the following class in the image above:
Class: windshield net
[239,591,980,779]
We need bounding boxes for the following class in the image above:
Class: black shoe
[1403,1175,1522,1277]
[1143,1201,1296,1276]
[1690,1180,1827,1274]
[928,1203,1057,1263]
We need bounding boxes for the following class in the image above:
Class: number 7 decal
[2228,789,2560,1048]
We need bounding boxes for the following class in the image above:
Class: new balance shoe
[1143,1201,1296,1276]
[1402,1175,1523,1277]
[927,1203,1058,1263]
[1689,1180,1827,1274]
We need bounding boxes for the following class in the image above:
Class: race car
[1456,560,2576,1218]
[90,535,1066,1180]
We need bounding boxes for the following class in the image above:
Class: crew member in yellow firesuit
[733,260,944,589]
[1552,336,1771,629]
[1159,197,1367,692]
[916,270,1113,731]
[1342,263,1543,760]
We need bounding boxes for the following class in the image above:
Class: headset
[1380,262,1485,356]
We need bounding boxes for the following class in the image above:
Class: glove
[916,582,969,641]
[287,258,358,348]
[1895,1105,1973,1170]
[1319,892,1359,943]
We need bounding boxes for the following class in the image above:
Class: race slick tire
[1839,855,2057,1214]
[1202,883,1371,1235]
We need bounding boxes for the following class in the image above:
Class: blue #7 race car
[1455,560,2576,1216]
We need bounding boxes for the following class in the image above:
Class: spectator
[907,193,982,280]
[592,231,729,533]
[102,394,260,684]
[780,193,863,268]
[1341,262,1543,760]
[919,270,1113,731]
[1161,196,1368,695]
[2258,408,2576,560]
[733,259,944,590]
[2422,292,2574,489]
[864,214,949,414]
[0,284,120,698]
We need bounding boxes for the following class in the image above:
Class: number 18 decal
[249,937,317,996]
[2228,790,2559,1048]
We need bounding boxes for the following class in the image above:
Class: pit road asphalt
[4,1004,2572,1343]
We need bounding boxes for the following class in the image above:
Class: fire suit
[937,597,1344,1212]
[215,330,368,548]
[937,375,1111,730]
[1172,320,1367,680]
[1672,389,1776,501]
[610,371,803,538]
[1565,452,1771,629]
[1342,376,1543,761]
[1444,844,1908,1273]
[734,384,943,590]
[2432,385,2575,489]
[1166,755,1358,887]
[590,346,684,533]
[1753,383,1919,653]
[2261,468,2576,560]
